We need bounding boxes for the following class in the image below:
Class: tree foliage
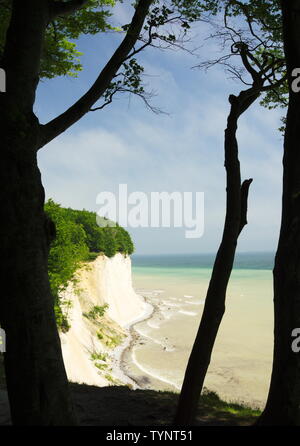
[45,199,134,330]
[0,0,116,78]
[194,1,287,115]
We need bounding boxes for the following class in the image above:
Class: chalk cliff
[59,253,147,387]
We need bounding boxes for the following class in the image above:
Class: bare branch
[90,87,164,114]
[89,96,113,111]
[260,73,287,92]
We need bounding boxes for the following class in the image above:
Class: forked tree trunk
[0,112,76,425]
[257,1,300,426]
[174,90,257,425]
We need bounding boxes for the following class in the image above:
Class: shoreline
[112,285,269,410]
[109,293,155,389]
[116,290,180,392]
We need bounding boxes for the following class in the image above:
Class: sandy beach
[119,290,179,391]
[118,268,274,410]
[109,294,154,388]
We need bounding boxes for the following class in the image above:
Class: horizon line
[132,250,275,257]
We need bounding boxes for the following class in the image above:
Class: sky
[36,2,284,255]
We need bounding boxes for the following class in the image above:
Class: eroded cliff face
[59,253,146,387]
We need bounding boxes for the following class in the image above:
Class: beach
[109,294,154,388]
[119,253,274,409]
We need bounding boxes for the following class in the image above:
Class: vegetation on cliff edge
[45,199,134,331]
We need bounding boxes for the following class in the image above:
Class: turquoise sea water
[129,252,274,408]
[132,251,274,273]
[132,252,274,300]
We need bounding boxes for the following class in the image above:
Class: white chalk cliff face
[59,253,146,387]
[94,253,145,327]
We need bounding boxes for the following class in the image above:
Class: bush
[83,304,109,321]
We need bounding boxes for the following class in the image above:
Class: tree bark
[0,111,77,425]
[174,89,257,426]
[257,0,300,426]
[0,0,78,425]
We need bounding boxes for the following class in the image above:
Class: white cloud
[38,89,283,254]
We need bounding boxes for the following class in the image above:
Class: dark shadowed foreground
[0,379,259,426]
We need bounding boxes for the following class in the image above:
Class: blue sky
[36,2,284,255]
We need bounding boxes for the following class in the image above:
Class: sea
[128,252,275,409]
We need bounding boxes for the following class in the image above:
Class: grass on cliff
[71,383,261,426]
[0,356,260,426]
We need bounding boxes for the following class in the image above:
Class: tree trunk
[174,90,256,426]
[0,0,153,424]
[257,1,300,426]
[0,0,77,425]
[0,111,76,425]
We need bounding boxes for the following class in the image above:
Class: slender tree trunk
[257,1,300,426]
[174,90,257,426]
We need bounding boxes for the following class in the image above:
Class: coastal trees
[0,0,211,425]
[45,200,89,332]
[175,1,286,425]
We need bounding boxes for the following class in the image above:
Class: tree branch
[40,0,153,149]
[239,178,253,235]
[238,44,260,82]
[89,87,163,114]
